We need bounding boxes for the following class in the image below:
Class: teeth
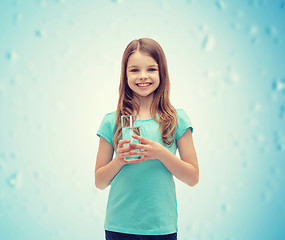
[137,83,151,87]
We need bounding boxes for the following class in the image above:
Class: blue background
[1,0,285,239]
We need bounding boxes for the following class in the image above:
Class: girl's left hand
[129,135,165,161]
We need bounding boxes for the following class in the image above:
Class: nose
[139,70,148,80]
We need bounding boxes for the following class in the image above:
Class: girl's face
[126,51,160,100]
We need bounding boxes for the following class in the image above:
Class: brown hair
[113,38,177,149]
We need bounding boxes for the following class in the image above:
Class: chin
[133,92,153,98]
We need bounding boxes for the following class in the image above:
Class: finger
[129,142,148,150]
[129,150,145,156]
[118,147,137,158]
[121,145,133,153]
[126,150,146,157]
[131,135,150,144]
[124,157,147,164]
[117,143,132,156]
[118,139,131,148]
[122,151,135,158]
[122,150,145,158]
[138,156,148,162]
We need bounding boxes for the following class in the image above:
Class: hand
[129,135,166,161]
[115,139,147,166]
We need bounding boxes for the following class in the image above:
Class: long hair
[113,38,177,149]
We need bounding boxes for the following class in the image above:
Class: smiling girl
[95,38,199,240]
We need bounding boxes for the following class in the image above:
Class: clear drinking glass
[121,115,141,160]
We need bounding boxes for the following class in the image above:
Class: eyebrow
[127,65,158,68]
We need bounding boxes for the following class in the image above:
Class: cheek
[126,77,135,90]
[127,78,133,88]
[154,79,160,90]
[126,73,131,82]
[155,76,160,86]
[127,79,131,89]
[127,73,134,83]
[155,81,160,89]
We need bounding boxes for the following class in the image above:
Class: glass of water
[121,115,141,160]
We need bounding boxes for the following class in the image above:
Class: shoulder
[97,111,117,145]
[104,111,116,117]
[175,108,188,118]
[98,111,117,132]
[99,111,117,128]
[174,108,193,134]
[102,111,117,121]
[175,108,185,114]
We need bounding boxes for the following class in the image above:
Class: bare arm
[130,129,199,187]
[95,137,146,190]
[159,129,199,186]
[95,137,119,190]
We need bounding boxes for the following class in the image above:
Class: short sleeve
[175,109,193,141]
[97,112,116,145]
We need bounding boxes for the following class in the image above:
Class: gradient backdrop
[0,0,285,239]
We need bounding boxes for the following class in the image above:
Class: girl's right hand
[115,139,145,166]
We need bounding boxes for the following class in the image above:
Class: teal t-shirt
[96,109,193,235]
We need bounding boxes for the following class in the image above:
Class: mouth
[136,83,152,88]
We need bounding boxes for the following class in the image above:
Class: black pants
[105,230,177,240]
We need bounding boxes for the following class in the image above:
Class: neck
[134,94,154,117]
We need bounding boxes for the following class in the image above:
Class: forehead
[127,51,157,66]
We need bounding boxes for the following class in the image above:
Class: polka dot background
[0,0,284,239]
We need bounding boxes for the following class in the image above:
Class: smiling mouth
[136,83,152,87]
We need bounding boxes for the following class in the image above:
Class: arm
[159,129,199,187]
[130,129,199,187]
[95,137,120,190]
[95,137,146,190]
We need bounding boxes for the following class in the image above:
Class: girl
[95,38,199,240]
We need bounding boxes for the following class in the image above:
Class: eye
[130,69,139,72]
[149,68,157,72]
